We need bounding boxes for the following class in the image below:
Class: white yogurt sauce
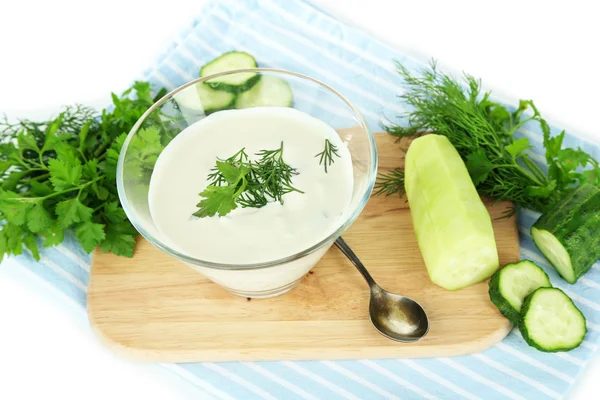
[148,107,354,265]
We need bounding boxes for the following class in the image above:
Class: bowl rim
[117,67,378,270]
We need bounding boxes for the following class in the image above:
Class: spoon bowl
[369,286,429,342]
[335,237,429,342]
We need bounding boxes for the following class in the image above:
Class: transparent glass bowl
[117,68,377,298]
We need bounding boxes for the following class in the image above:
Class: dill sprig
[373,168,405,197]
[246,143,304,206]
[315,139,340,173]
[377,60,600,213]
[193,142,304,218]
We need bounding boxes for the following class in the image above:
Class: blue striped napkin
[14,0,600,398]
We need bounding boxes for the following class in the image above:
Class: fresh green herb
[377,60,600,213]
[315,139,340,173]
[0,81,167,260]
[193,162,250,218]
[193,142,303,218]
[373,168,405,196]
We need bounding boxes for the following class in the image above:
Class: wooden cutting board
[87,133,517,363]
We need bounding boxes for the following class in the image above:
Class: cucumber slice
[200,51,259,92]
[404,134,499,291]
[531,183,600,284]
[235,76,293,109]
[488,260,552,324]
[174,82,235,115]
[519,287,586,352]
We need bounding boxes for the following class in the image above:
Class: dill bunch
[377,60,599,213]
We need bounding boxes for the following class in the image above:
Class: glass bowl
[117,68,377,298]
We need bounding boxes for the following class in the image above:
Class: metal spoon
[335,237,429,342]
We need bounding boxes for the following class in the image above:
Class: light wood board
[87,133,517,362]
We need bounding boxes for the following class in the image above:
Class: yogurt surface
[148,107,354,264]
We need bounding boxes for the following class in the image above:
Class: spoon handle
[335,237,378,289]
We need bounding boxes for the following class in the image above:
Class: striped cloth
[14,0,600,398]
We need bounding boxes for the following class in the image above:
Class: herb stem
[506,117,535,137]
[521,155,548,184]
[34,176,104,201]
[28,173,50,182]
[93,142,111,159]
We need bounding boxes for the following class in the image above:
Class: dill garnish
[315,139,340,173]
[193,142,304,218]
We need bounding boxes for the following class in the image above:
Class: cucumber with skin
[519,287,587,352]
[531,183,600,284]
[404,134,499,291]
[174,82,236,115]
[200,51,260,92]
[488,260,552,324]
[235,76,293,109]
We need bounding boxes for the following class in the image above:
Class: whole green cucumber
[531,183,600,283]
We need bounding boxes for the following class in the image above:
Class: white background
[0,0,598,398]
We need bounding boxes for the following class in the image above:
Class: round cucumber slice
[174,82,235,115]
[519,287,586,352]
[200,51,259,92]
[235,76,293,109]
[488,260,551,324]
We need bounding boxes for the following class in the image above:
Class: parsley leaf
[4,223,24,256]
[27,203,53,233]
[29,181,53,196]
[557,148,593,172]
[0,230,6,262]
[545,130,565,162]
[49,159,82,190]
[55,198,93,228]
[75,221,106,253]
[103,201,128,223]
[54,138,81,166]
[193,186,239,218]
[100,221,136,257]
[466,149,495,186]
[526,180,558,198]
[505,138,532,158]
[17,131,40,151]
[104,133,127,181]
[0,230,8,262]
[23,234,40,261]
[216,161,245,184]
[2,171,27,192]
[83,159,100,179]
[192,160,257,218]
[0,193,34,226]
[42,223,65,247]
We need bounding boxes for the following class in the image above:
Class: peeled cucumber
[531,183,600,284]
[405,134,500,290]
